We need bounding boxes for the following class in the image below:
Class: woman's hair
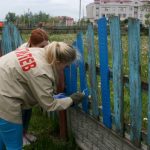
[29,28,49,47]
[45,41,77,65]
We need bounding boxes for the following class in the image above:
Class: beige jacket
[0,47,73,124]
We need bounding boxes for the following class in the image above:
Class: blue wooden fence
[65,16,150,148]
[1,22,23,54]
[1,18,149,149]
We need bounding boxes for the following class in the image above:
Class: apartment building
[86,0,150,25]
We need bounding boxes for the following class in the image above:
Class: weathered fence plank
[109,16,124,135]
[128,18,142,147]
[148,26,150,149]
[1,23,23,54]
[86,24,99,117]
[97,17,112,128]
[77,32,89,112]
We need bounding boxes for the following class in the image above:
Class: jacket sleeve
[28,74,73,111]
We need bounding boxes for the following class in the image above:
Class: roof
[94,0,150,3]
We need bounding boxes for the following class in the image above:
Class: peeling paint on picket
[77,32,89,112]
[128,18,142,147]
[109,16,123,135]
[86,24,99,117]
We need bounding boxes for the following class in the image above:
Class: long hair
[45,41,77,65]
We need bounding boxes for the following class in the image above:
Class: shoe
[23,136,31,147]
[24,133,37,142]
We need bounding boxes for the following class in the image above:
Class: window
[130,7,132,11]
[105,7,109,11]
[123,14,126,18]
[120,7,126,12]
[140,14,143,18]
[129,14,132,17]
[96,14,99,17]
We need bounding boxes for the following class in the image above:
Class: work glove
[53,93,66,99]
[70,92,84,105]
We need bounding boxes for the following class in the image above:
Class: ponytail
[45,41,77,65]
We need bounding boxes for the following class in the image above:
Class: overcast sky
[0,0,93,21]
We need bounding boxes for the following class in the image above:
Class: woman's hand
[70,92,84,105]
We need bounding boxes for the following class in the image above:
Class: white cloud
[0,0,93,21]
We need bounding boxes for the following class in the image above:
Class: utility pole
[28,8,30,28]
[79,0,81,25]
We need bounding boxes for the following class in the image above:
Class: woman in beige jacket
[20,28,49,145]
[0,41,84,150]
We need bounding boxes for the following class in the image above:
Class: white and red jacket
[0,47,73,124]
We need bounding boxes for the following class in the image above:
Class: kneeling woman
[0,41,84,150]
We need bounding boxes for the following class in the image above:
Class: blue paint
[77,32,89,112]
[97,17,112,128]
[128,18,141,147]
[82,88,89,97]
[64,59,72,95]
[64,41,78,95]
[70,62,77,94]
[109,16,123,134]
[86,24,99,117]
[1,23,23,54]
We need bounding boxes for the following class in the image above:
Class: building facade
[57,16,74,26]
[86,0,150,25]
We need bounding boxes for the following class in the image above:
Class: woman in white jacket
[0,41,84,150]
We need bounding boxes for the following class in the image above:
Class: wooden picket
[97,17,112,128]
[128,18,142,147]
[64,65,71,95]
[109,16,124,135]
[86,24,99,117]
[77,32,89,112]
[64,41,77,95]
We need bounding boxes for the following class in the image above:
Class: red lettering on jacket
[15,48,37,72]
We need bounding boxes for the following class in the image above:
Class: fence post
[128,18,142,147]
[147,26,150,149]
[86,24,99,118]
[109,16,124,135]
[97,17,112,128]
[57,70,67,139]
[77,32,89,112]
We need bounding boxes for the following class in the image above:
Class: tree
[142,2,150,26]
[5,12,17,23]
[145,13,150,26]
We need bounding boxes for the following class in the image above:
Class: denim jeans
[0,118,22,150]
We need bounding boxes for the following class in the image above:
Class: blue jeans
[0,118,23,150]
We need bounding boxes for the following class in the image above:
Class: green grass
[24,107,80,150]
